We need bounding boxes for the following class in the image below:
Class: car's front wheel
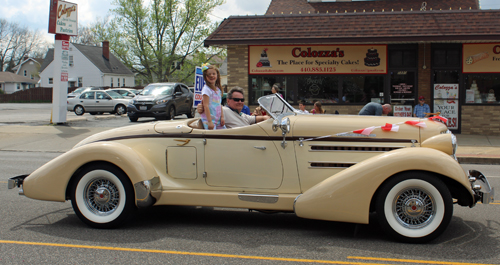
[187,107,195,118]
[69,163,135,228]
[166,106,175,120]
[375,172,453,243]
[129,116,138,122]
[74,105,85,116]
[115,104,127,115]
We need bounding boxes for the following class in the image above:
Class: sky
[1,0,499,43]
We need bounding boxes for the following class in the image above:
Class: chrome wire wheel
[393,187,436,229]
[70,164,135,228]
[376,173,452,243]
[83,178,120,216]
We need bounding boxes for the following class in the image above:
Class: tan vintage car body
[9,95,494,243]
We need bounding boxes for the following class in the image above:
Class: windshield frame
[258,94,300,119]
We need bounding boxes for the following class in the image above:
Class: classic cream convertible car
[9,94,494,243]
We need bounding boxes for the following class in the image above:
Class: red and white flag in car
[381,123,399,132]
[405,120,427,128]
[353,126,376,136]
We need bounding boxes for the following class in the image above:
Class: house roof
[39,43,133,75]
[204,9,500,46]
[265,0,480,15]
[39,49,55,73]
[72,43,133,75]
[0,71,37,84]
[12,58,44,72]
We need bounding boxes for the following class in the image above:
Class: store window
[48,78,53,84]
[464,75,500,104]
[78,77,83,87]
[249,75,384,105]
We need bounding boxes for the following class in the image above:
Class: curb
[457,156,500,165]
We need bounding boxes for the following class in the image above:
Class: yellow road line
[349,256,497,265]
[0,181,7,184]
[0,240,386,265]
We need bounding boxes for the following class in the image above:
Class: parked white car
[107,88,141,98]
[67,90,129,115]
[67,87,104,98]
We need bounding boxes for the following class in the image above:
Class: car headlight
[421,133,457,159]
[156,99,169,104]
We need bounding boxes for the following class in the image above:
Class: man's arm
[255,115,270,123]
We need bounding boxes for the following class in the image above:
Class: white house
[12,57,44,84]
[0,72,37,94]
[39,41,135,88]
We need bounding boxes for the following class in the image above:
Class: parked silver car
[67,90,129,115]
[67,87,105,98]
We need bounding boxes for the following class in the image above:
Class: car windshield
[72,87,88,94]
[107,91,124,99]
[258,94,297,119]
[142,85,174,96]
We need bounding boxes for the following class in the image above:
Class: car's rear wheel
[166,106,175,120]
[375,172,452,243]
[129,116,138,122]
[74,105,85,116]
[115,104,127,115]
[89,112,97,115]
[70,163,135,228]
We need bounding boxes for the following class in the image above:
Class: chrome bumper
[8,174,29,195]
[468,170,494,205]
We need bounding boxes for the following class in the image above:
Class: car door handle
[254,146,266,150]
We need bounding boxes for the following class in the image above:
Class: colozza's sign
[249,45,387,75]
[48,0,78,36]
[463,43,500,73]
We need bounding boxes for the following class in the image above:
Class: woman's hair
[272,83,281,93]
[314,101,324,114]
[202,65,222,90]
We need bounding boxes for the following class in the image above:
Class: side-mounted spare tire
[375,172,453,243]
[69,163,136,228]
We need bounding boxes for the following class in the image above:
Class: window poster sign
[249,45,387,75]
[463,43,500,73]
[393,105,412,117]
[433,84,459,130]
[48,0,78,36]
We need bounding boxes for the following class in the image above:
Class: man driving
[197,87,270,128]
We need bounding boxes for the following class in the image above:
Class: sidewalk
[455,134,500,164]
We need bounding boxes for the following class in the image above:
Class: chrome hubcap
[393,188,435,229]
[84,178,120,215]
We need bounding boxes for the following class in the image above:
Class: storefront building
[205,0,500,135]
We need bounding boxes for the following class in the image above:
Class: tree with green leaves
[86,0,225,85]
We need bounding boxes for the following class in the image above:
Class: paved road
[1,103,500,264]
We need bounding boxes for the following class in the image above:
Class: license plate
[140,106,147,110]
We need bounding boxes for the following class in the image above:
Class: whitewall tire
[70,163,135,228]
[376,172,453,243]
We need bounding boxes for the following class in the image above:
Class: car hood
[134,95,170,101]
[291,115,448,143]
[73,120,194,149]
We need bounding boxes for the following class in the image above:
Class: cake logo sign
[364,48,381,67]
[256,48,272,68]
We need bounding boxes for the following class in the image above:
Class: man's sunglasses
[230,98,245,102]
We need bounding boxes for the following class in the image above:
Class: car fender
[23,141,158,203]
[294,147,473,224]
